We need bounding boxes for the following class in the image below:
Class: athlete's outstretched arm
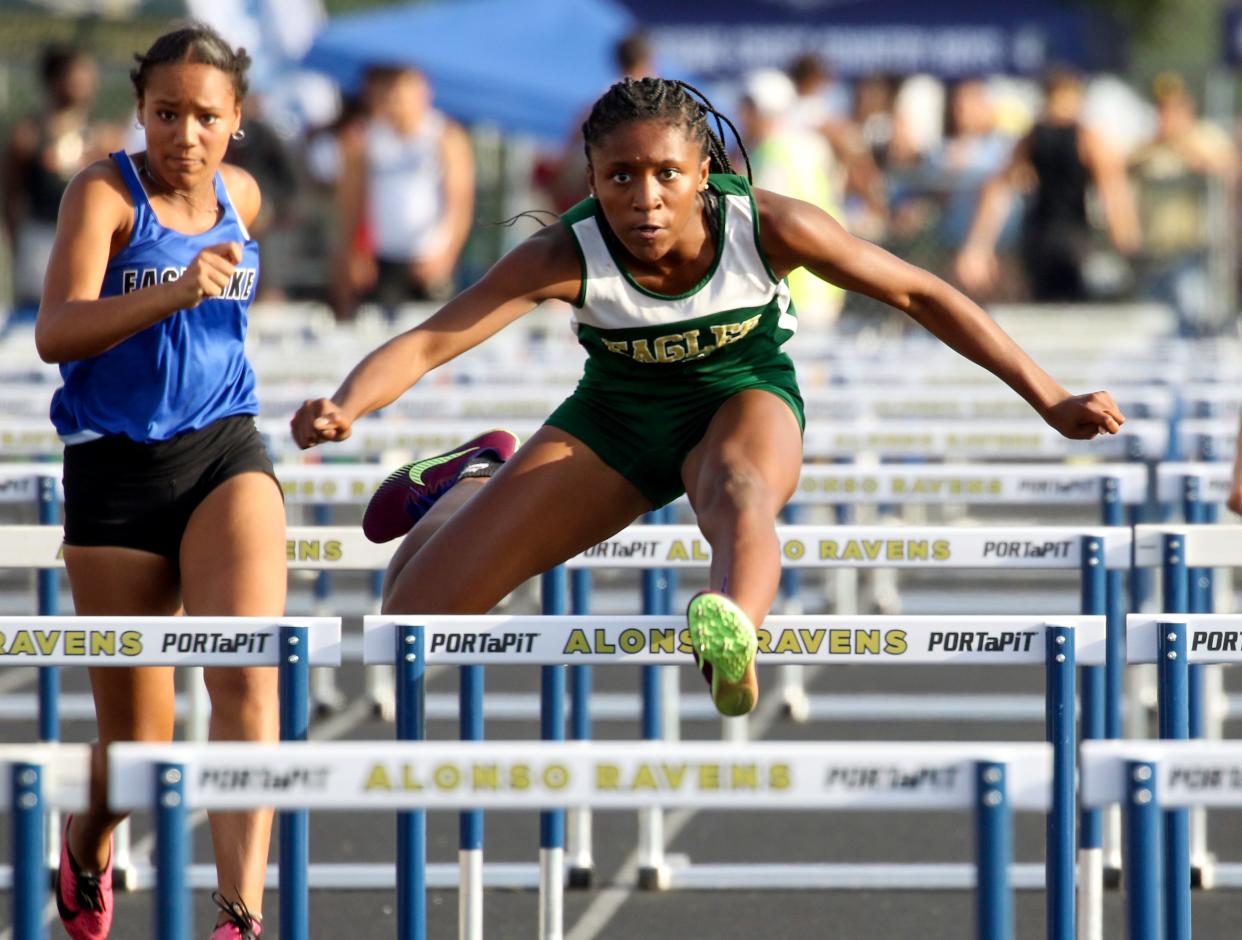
[755,188,1124,440]
[291,223,582,449]
[35,161,253,363]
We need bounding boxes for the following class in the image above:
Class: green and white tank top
[561,174,797,383]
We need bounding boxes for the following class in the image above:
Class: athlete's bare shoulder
[750,185,844,277]
[219,162,261,228]
[487,218,582,305]
[60,158,136,231]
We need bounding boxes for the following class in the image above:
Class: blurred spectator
[853,73,921,171]
[2,44,122,320]
[225,97,300,301]
[1130,72,1237,337]
[331,65,474,320]
[955,67,1140,302]
[538,29,656,212]
[739,68,843,325]
[785,54,887,237]
[787,53,849,129]
[924,78,1017,250]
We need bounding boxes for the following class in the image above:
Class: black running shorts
[62,414,279,563]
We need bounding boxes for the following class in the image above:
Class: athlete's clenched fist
[290,398,355,449]
[173,241,242,307]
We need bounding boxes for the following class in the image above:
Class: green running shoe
[687,591,759,717]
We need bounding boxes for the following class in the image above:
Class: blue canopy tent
[621,0,1125,79]
[302,0,638,142]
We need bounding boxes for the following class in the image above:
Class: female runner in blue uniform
[36,25,282,940]
[292,78,1125,722]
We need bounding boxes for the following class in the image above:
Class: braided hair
[582,77,751,182]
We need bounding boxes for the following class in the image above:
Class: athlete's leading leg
[384,426,653,614]
[180,471,287,931]
[680,389,803,714]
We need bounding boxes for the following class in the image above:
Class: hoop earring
[231,129,246,141]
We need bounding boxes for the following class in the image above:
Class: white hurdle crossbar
[107,739,1054,940]
[0,616,340,900]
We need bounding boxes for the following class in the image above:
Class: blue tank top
[50,151,260,444]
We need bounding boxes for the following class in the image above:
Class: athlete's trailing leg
[363,429,520,543]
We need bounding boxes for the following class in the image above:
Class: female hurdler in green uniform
[291,78,1125,716]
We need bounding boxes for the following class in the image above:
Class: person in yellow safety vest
[738,68,844,326]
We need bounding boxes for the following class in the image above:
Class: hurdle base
[112,865,138,892]
[567,866,593,889]
[1192,855,1218,890]
[781,690,810,724]
[370,698,396,722]
[638,865,671,891]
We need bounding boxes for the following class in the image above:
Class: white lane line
[565,677,793,940]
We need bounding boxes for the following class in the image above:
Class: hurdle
[0,615,340,914]
[363,613,1100,940]
[105,738,1054,940]
[540,521,1128,933]
[1133,525,1242,886]
[1081,739,1242,940]
[0,743,89,940]
[1126,613,1242,901]
[1176,417,1235,463]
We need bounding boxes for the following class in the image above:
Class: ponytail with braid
[582,77,751,182]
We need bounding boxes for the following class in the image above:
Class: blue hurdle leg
[1124,761,1162,940]
[279,626,310,940]
[459,663,484,940]
[1078,537,1106,934]
[1158,623,1191,940]
[396,625,427,940]
[1188,497,1218,884]
[567,568,594,888]
[975,761,1013,940]
[1045,625,1075,940]
[155,762,189,940]
[13,762,45,940]
[37,475,61,872]
[638,513,667,889]
[540,568,567,940]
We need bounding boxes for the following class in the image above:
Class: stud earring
[231,129,246,141]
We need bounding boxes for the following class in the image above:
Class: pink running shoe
[55,816,113,940]
[362,429,520,543]
[209,892,262,939]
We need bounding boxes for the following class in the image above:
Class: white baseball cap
[742,68,797,117]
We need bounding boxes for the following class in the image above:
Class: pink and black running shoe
[56,816,113,940]
[362,429,520,543]
[209,892,262,939]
